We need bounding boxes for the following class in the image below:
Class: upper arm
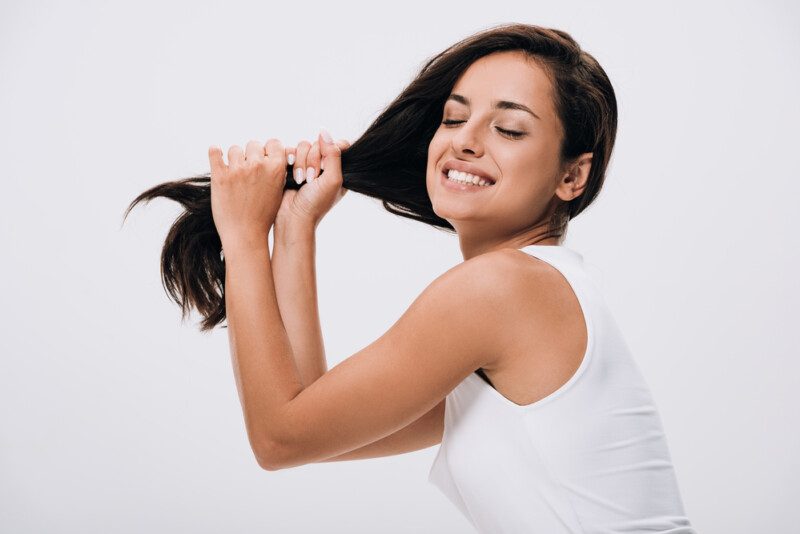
[262,251,521,470]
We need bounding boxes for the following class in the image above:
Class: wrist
[221,231,270,258]
[275,217,316,245]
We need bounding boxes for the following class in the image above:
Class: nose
[450,120,484,157]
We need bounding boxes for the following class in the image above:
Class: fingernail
[307,167,316,181]
[320,128,333,144]
[294,167,304,184]
[287,153,295,165]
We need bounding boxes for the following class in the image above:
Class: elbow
[248,413,289,471]
[255,437,290,472]
[258,458,281,472]
[255,447,276,471]
[255,443,280,471]
[252,409,303,471]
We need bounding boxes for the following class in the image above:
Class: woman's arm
[272,221,447,464]
[212,136,506,471]
[268,138,444,464]
[269,136,351,388]
[315,398,445,462]
[271,221,327,387]
[227,236,450,467]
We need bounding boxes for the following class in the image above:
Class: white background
[1,1,797,532]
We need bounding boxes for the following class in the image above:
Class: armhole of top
[475,367,495,388]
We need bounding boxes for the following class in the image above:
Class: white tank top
[428,244,695,533]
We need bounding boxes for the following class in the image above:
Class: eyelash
[441,119,526,139]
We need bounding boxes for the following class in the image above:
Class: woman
[126,23,694,533]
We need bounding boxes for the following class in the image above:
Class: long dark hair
[123,22,618,332]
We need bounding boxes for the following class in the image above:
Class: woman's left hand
[208,138,287,251]
[276,130,350,234]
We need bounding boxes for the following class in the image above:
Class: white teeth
[446,169,493,187]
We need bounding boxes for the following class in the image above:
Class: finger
[208,145,227,176]
[285,146,296,166]
[265,138,285,165]
[228,145,243,166]
[245,139,265,161]
[294,140,311,184]
[306,141,320,182]
[323,139,350,170]
[318,128,342,183]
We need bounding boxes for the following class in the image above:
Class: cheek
[497,149,555,207]
[428,131,448,158]
[426,133,448,178]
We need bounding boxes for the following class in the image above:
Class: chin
[432,200,481,223]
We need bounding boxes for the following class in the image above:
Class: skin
[208,50,593,471]
[427,49,592,259]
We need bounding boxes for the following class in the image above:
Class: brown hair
[123,22,618,331]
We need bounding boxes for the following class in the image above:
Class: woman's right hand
[275,131,351,234]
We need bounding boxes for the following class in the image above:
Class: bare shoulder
[435,247,539,292]
[438,247,561,303]
[465,247,589,406]
[427,249,555,368]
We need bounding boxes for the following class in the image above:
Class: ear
[555,152,592,202]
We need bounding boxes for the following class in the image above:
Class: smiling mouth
[439,172,495,194]
[441,168,496,187]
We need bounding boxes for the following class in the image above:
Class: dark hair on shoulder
[122,22,617,332]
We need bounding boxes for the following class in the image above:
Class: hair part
[123,22,617,331]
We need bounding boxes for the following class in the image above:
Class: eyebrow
[446,93,541,120]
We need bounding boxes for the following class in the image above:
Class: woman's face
[426,50,575,240]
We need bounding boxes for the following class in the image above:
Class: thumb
[318,128,342,183]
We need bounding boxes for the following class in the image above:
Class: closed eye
[441,119,526,140]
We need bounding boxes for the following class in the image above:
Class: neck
[456,225,562,261]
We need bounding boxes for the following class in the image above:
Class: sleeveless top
[428,245,695,533]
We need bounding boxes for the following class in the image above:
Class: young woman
[126,23,694,533]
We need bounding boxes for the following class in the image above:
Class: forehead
[449,51,554,115]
